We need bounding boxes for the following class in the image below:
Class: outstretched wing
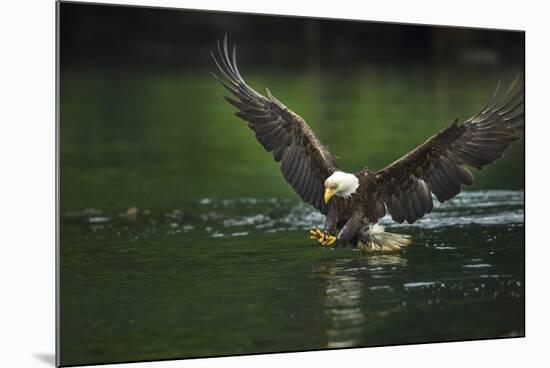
[364,78,524,224]
[212,37,338,214]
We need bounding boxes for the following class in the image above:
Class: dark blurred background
[61,2,524,70]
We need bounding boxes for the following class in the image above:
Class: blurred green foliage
[60,66,524,213]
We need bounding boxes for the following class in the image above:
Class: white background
[0,0,548,367]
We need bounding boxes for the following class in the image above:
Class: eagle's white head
[323,171,360,203]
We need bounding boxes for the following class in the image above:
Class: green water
[59,67,524,366]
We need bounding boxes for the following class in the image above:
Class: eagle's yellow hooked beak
[324,187,336,204]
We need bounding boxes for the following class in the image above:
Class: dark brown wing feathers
[212,36,337,214]
[370,77,524,224]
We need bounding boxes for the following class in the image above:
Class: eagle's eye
[326,182,338,190]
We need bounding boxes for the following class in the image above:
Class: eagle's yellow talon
[309,229,322,238]
[309,228,322,240]
[325,235,337,246]
[309,228,336,246]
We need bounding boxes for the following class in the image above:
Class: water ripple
[63,190,524,236]
[202,190,523,232]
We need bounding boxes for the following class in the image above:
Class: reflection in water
[365,254,409,268]
[317,255,409,348]
[323,266,365,349]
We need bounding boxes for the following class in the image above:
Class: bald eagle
[211,37,524,252]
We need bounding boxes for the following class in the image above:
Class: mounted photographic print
[57,1,525,366]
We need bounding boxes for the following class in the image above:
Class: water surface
[60,191,524,365]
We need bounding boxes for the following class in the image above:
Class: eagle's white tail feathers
[357,224,412,252]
